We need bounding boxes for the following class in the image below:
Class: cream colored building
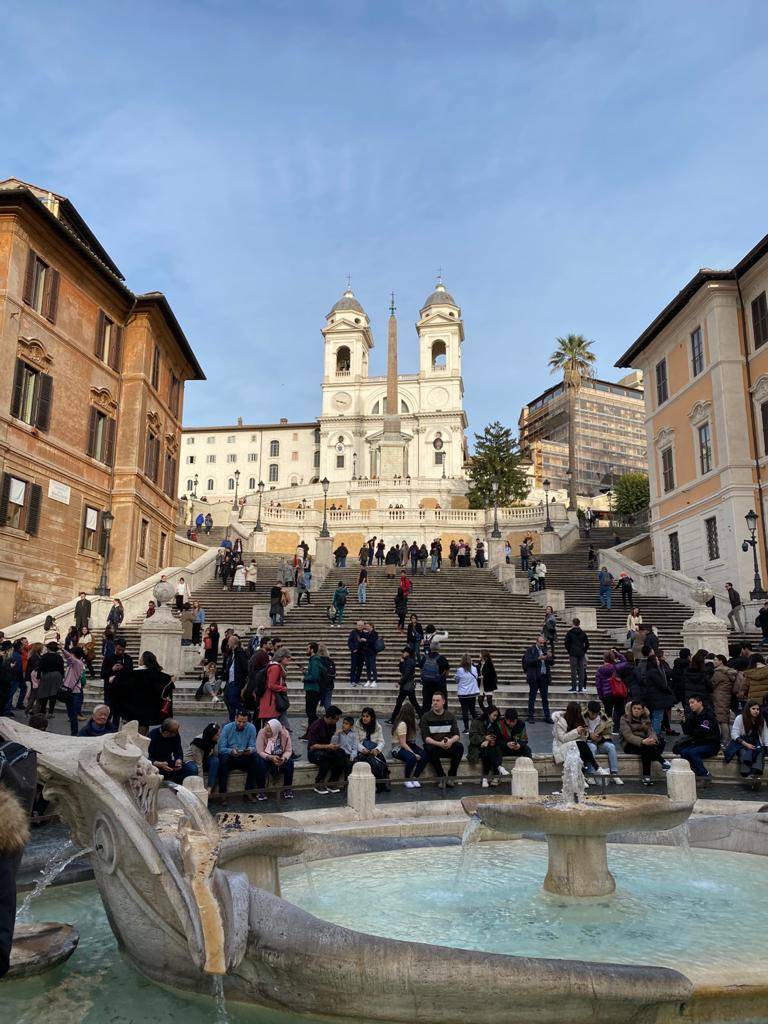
[616,231,768,598]
[182,281,468,500]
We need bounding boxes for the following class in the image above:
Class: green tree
[613,472,650,517]
[466,421,529,509]
[548,334,597,511]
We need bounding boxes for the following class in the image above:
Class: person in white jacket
[232,563,247,592]
[175,576,191,611]
[552,702,609,783]
[730,699,768,786]
[454,654,480,731]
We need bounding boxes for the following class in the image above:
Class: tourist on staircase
[636,653,676,739]
[552,702,608,783]
[523,634,554,725]
[148,719,199,785]
[222,637,249,721]
[626,606,642,645]
[174,577,191,612]
[394,584,408,634]
[455,654,480,732]
[417,543,429,574]
[420,640,449,711]
[357,566,367,606]
[542,605,558,649]
[477,650,498,711]
[331,580,349,626]
[106,598,124,633]
[725,583,746,634]
[594,650,629,733]
[597,566,614,609]
[190,722,220,796]
[306,705,346,795]
[376,539,386,565]
[296,565,311,605]
[616,572,634,609]
[257,648,291,729]
[564,618,589,693]
[496,708,532,764]
[389,646,420,721]
[348,621,364,686]
[302,642,324,730]
[727,700,768,787]
[710,654,738,743]
[217,712,259,798]
[361,621,380,688]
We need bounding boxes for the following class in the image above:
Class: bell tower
[417,278,464,378]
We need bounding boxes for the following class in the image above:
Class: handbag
[608,674,628,699]
[160,683,173,718]
[723,737,742,764]
[275,691,290,713]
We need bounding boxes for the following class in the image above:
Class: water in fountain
[211,974,230,1023]
[455,816,483,887]
[17,842,91,919]
[299,850,318,903]
[558,743,587,805]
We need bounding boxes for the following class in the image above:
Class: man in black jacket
[389,646,419,721]
[677,695,721,783]
[101,640,134,728]
[725,582,745,633]
[564,618,590,693]
[524,635,554,724]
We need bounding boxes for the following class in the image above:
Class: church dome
[330,289,366,316]
[422,281,457,308]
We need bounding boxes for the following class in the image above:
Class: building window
[661,447,675,492]
[431,340,447,369]
[291,451,298,461]
[690,327,704,377]
[269,464,279,482]
[87,409,116,465]
[655,359,668,405]
[95,311,122,371]
[207,436,215,444]
[168,373,180,417]
[669,532,681,571]
[336,454,345,468]
[206,454,216,464]
[314,450,320,468]
[435,450,445,466]
[336,346,351,373]
[143,430,161,483]
[151,345,161,389]
[10,359,53,431]
[705,517,720,561]
[163,453,177,498]
[139,518,149,560]
[0,474,42,535]
[761,401,768,455]
[698,422,712,474]
[247,452,257,462]
[752,292,768,350]
[207,478,214,491]
[227,477,235,490]
[186,479,194,492]
[226,435,235,444]
[185,455,195,465]
[22,248,59,322]
[159,532,167,567]
[186,436,195,445]
[314,428,321,444]
[227,453,237,463]
[269,440,280,457]
[248,477,256,489]
[292,432,298,441]
[81,506,100,552]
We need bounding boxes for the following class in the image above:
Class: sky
[4,1,768,443]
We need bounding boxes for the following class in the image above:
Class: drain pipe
[735,275,768,582]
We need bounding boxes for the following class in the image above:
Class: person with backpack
[564,617,590,693]
[331,581,349,626]
[421,640,449,711]
[598,566,614,609]
[302,642,324,731]
[595,650,629,733]
[317,642,336,713]
[362,621,382,688]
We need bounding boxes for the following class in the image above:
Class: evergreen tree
[466,421,529,509]
[613,472,650,516]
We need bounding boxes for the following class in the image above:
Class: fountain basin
[462,795,694,896]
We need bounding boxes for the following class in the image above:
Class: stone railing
[600,545,725,614]
[248,503,569,533]
[4,542,218,642]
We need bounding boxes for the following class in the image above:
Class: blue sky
[4,1,768,442]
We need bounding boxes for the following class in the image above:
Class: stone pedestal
[562,607,597,630]
[347,760,375,818]
[539,531,563,555]
[511,756,539,799]
[544,834,615,897]
[529,588,566,611]
[8,922,79,978]
[486,537,506,569]
[682,611,729,659]
[666,758,697,805]
[251,602,271,630]
[139,604,182,678]
[315,535,333,570]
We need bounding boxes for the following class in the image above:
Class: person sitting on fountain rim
[675,694,721,786]
[417,692,464,787]
[217,711,260,799]
[77,704,117,737]
[584,700,623,784]
[551,702,609,784]
[496,708,532,765]
[254,719,294,801]
[619,700,671,785]
[147,719,199,786]
[306,705,348,795]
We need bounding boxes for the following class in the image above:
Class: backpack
[241,666,268,708]
[374,635,386,654]
[327,604,338,622]
[421,654,441,683]
[335,588,347,607]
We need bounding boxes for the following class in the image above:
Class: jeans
[411,557,419,575]
[727,604,746,632]
[458,695,477,730]
[308,748,348,784]
[219,752,259,792]
[206,754,220,790]
[575,740,599,771]
[65,691,84,736]
[650,708,665,738]
[588,740,619,774]
[270,610,285,627]
[255,758,295,790]
[569,654,587,691]
[363,652,377,683]
[393,743,423,778]
[318,686,334,713]
[335,604,346,624]
[358,585,366,604]
[480,746,502,776]
[527,678,551,721]
[431,555,439,572]
[417,742,464,778]
[621,589,633,609]
[520,556,529,571]
[599,587,612,609]
[350,652,362,684]
[160,761,199,785]
[679,743,719,777]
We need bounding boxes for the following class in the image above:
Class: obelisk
[379,293,406,479]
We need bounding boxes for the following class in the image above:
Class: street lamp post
[352,451,357,480]
[543,479,554,532]
[95,509,114,596]
[491,478,501,538]
[232,469,241,512]
[254,480,265,532]
[743,509,768,600]
[320,477,330,538]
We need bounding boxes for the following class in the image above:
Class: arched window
[336,346,351,373]
[314,427,321,444]
[269,464,279,482]
[269,440,279,457]
[431,340,447,369]
[248,477,256,489]
[207,478,214,491]
[372,398,411,416]
[186,479,194,492]
[227,477,235,490]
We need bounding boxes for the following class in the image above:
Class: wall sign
[48,479,71,504]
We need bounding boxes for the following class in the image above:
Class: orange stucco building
[617,231,768,599]
[0,179,204,624]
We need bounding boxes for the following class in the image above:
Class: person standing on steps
[542,605,557,648]
[455,653,480,731]
[302,641,324,731]
[597,566,614,609]
[406,614,424,660]
[348,620,365,687]
[417,542,429,575]
[725,582,746,634]
[409,541,419,575]
[587,545,598,570]
[616,572,634,610]
[333,543,348,568]
[175,576,190,612]
[296,565,311,606]
[331,580,349,626]
[394,584,408,634]
[385,545,399,577]
[420,639,449,711]
[520,539,530,573]
[270,579,285,627]
[523,634,554,724]
[376,539,386,565]
[564,617,590,693]
[106,598,124,632]
[477,650,498,711]
[74,591,91,633]
[367,538,375,566]
[389,645,420,721]
[358,543,369,567]
[357,566,367,605]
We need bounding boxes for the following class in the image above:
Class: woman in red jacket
[257,649,291,727]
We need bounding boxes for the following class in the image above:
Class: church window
[269,463,279,482]
[269,440,279,457]
[248,477,256,489]
[227,477,235,490]
[207,478,214,491]
[431,340,447,370]
[336,346,351,373]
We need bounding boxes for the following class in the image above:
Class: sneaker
[368,681,377,688]
[568,688,577,693]
[481,778,490,789]
[446,779,461,788]
[584,776,594,786]
[489,777,500,787]
[498,766,510,776]
[283,789,294,799]
[611,775,624,785]
[404,780,414,788]
[661,760,672,771]
[595,767,610,776]
[641,776,653,786]
[410,780,421,788]
[698,772,713,787]
[256,791,268,802]
[327,786,342,794]
[313,786,329,795]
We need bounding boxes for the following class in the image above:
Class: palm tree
[549,334,597,511]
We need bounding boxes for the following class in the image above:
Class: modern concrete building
[0,178,204,622]
[616,230,768,598]
[518,372,646,496]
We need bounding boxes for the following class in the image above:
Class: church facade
[181,281,468,500]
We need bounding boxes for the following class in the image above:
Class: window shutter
[110,326,123,372]
[104,417,116,466]
[154,437,161,482]
[22,249,36,306]
[95,311,106,359]
[35,373,53,432]
[0,475,10,526]
[10,360,24,419]
[26,483,42,535]
[43,269,60,323]
[144,431,152,477]
[86,408,98,458]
